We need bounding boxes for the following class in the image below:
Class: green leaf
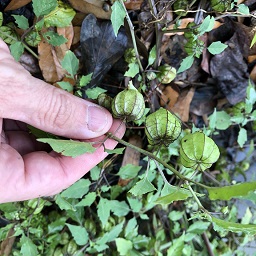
[10,41,24,61]
[246,81,256,105]
[177,56,194,73]
[207,41,228,55]
[211,216,256,235]
[57,81,73,92]
[61,50,79,77]
[55,195,76,211]
[125,217,138,238]
[90,166,101,181]
[187,221,210,234]
[66,223,89,245]
[12,15,29,30]
[110,200,130,216]
[148,45,156,66]
[167,234,185,256]
[207,182,256,200]
[105,147,125,154]
[0,12,3,27]
[237,4,250,15]
[124,63,140,78]
[215,111,232,130]
[115,238,133,255]
[117,164,142,179]
[97,198,111,226]
[61,179,91,199]
[129,177,156,196]
[48,217,67,234]
[250,33,256,48]
[198,15,215,35]
[237,127,247,148]
[75,192,97,207]
[43,31,67,46]
[80,73,93,86]
[85,87,107,99]
[32,0,58,17]
[44,2,76,27]
[20,235,38,256]
[37,138,95,157]
[155,185,192,205]
[127,197,143,213]
[0,26,18,44]
[111,0,126,37]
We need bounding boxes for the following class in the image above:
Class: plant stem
[108,132,209,189]
[119,0,144,74]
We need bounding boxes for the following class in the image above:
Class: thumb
[2,76,113,139]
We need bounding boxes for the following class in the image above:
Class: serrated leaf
[115,238,133,255]
[61,179,91,199]
[32,0,58,17]
[167,234,185,256]
[211,216,256,235]
[12,15,29,30]
[237,127,247,147]
[10,41,24,61]
[55,195,76,211]
[129,177,156,196]
[207,41,228,55]
[20,235,38,256]
[155,185,192,205]
[61,50,79,77]
[207,182,256,200]
[177,55,194,73]
[75,192,97,207]
[187,221,210,234]
[110,200,130,216]
[237,4,250,15]
[43,31,67,46]
[57,81,73,92]
[111,0,126,37]
[198,15,215,35]
[85,87,107,99]
[148,45,156,66]
[80,73,93,87]
[48,217,67,234]
[44,2,75,27]
[37,138,95,157]
[117,164,141,179]
[124,63,140,78]
[97,198,111,226]
[66,224,89,245]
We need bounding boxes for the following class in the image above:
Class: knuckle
[38,89,74,130]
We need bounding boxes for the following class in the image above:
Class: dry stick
[108,132,209,190]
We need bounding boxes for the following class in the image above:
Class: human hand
[0,39,126,203]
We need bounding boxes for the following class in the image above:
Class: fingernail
[88,106,108,132]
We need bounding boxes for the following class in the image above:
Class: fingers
[0,120,126,203]
[0,40,113,139]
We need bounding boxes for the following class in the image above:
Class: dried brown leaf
[4,0,32,11]
[124,0,143,10]
[57,25,74,49]
[171,87,195,122]
[38,38,67,83]
[160,86,179,108]
[68,0,111,19]
[72,26,81,45]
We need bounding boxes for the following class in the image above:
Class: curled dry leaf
[68,0,111,20]
[4,0,31,11]
[38,38,68,83]
[160,86,179,108]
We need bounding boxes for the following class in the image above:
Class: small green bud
[157,64,176,84]
[112,81,145,121]
[180,132,220,171]
[145,108,181,146]
[147,71,157,81]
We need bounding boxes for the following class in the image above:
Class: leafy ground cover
[0,0,256,255]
